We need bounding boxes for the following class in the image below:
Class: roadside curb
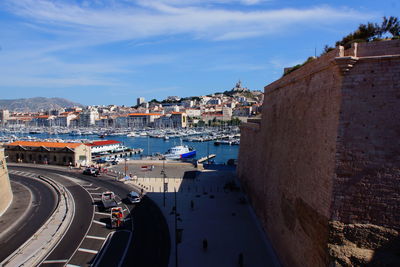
[1,175,75,267]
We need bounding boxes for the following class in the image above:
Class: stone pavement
[122,163,281,267]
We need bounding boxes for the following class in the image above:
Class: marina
[0,126,240,164]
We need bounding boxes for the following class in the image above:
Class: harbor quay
[108,160,280,267]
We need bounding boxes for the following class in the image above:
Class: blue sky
[0,0,397,106]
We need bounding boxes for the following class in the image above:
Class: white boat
[164,145,196,160]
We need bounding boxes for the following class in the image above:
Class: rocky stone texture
[328,221,400,266]
[238,40,400,267]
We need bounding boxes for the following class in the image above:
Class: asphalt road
[10,165,170,267]
[0,174,57,262]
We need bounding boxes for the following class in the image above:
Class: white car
[127,191,141,204]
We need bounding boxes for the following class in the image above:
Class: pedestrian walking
[238,253,244,267]
[202,239,208,250]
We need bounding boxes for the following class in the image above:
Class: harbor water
[1,132,239,164]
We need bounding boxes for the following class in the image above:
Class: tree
[335,17,399,48]
[197,120,205,127]
[149,99,159,103]
[381,16,400,37]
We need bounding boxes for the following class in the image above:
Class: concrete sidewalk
[125,165,280,267]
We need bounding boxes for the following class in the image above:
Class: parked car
[96,159,107,164]
[111,160,119,165]
[83,167,100,176]
[127,191,141,204]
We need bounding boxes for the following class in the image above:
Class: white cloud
[2,0,374,45]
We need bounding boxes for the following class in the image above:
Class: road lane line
[90,192,102,195]
[42,259,69,264]
[86,187,100,191]
[77,248,98,254]
[82,183,93,187]
[95,211,110,216]
[93,220,107,226]
[91,232,114,266]
[86,235,106,241]
[66,264,81,267]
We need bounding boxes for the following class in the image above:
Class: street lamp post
[124,158,128,176]
[162,158,166,207]
[174,188,178,267]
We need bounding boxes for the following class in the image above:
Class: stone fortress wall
[0,147,13,216]
[238,40,400,266]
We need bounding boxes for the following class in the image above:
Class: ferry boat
[164,145,196,160]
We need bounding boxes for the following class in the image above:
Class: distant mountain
[0,97,84,112]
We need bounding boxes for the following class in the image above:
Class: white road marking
[95,211,110,216]
[86,235,106,241]
[86,187,100,191]
[66,264,81,267]
[93,220,107,226]
[77,248,98,254]
[90,192,102,195]
[117,201,122,205]
[42,259,69,264]
[92,198,101,201]
[82,183,93,187]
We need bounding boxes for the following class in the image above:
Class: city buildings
[137,97,145,106]
[0,81,262,129]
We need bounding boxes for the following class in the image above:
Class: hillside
[0,97,83,112]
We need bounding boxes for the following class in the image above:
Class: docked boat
[164,145,196,160]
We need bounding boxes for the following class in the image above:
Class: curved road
[9,165,170,267]
[0,174,57,262]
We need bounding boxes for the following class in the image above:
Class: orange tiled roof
[35,115,50,119]
[128,113,161,116]
[7,141,84,149]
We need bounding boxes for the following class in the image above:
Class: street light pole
[207,140,209,164]
[163,158,166,207]
[175,188,178,267]
[124,158,127,176]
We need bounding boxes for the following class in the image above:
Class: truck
[101,191,118,210]
[110,207,124,228]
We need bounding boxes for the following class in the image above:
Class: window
[63,156,66,163]
[38,155,42,161]
[54,156,57,162]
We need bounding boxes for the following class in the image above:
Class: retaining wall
[0,148,13,217]
[238,39,400,266]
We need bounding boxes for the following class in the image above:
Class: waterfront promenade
[111,161,280,267]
